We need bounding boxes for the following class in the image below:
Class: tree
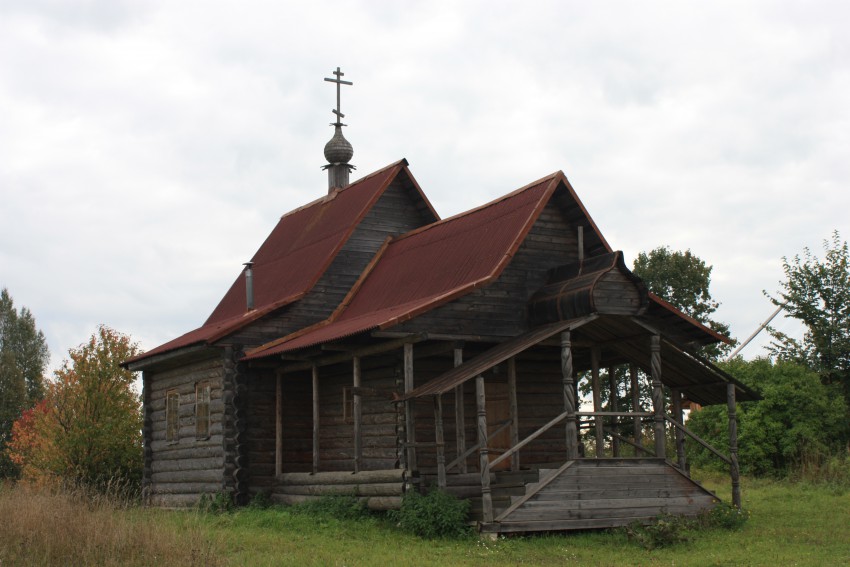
[0,288,49,477]
[633,247,733,359]
[767,231,850,403]
[686,358,848,476]
[6,326,142,489]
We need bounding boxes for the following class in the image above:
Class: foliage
[767,231,850,406]
[623,513,692,549]
[197,491,235,514]
[695,501,750,531]
[291,494,371,521]
[687,358,848,476]
[5,326,143,490]
[389,489,471,539]
[0,288,49,477]
[633,246,732,359]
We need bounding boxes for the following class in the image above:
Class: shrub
[389,489,470,539]
[291,494,370,520]
[197,491,233,514]
[697,501,750,531]
[623,513,692,549]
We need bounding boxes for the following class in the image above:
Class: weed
[389,489,471,539]
[623,513,692,550]
[291,494,371,520]
[696,501,750,530]
[197,491,233,514]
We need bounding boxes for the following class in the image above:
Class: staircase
[475,458,718,534]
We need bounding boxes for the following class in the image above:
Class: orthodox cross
[324,67,353,125]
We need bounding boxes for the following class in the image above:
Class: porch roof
[401,315,759,406]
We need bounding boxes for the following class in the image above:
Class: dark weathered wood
[630,364,643,456]
[650,335,666,459]
[728,383,741,508]
[507,357,519,471]
[283,334,427,372]
[495,461,576,521]
[476,374,493,523]
[663,415,730,464]
[608,366,620,457]
[560,331,578,459]
[453,347,467,474]
[672,388,686,472]
[489,412,568,469]
[353,356,362,473]
[312,364,319,474]
[404,343,417,471]
[434,394,446,488]
[276,371,283,476]
[591,347,604,456]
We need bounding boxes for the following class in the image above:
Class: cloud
[1,1,848,366]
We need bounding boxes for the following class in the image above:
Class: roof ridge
[280,159,408,219]
[391,171,562,244]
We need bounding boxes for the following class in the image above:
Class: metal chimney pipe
[243,262,255,310]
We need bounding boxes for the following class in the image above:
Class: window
[196,381,211,439]
[166,390,179,443]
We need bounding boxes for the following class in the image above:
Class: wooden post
[591,347,604,457]
[476,374,493,523]
[672,388,687,472]
[275,371,283,477]
[312,364,319,474]
[561,331,579,460]
[353,356,362,473]
[727,383,741,508]
[404,343,417,472]
[453,347,467,474]
[507,357,519,471]
[650,335,666,459]
[434,395,446,489]
[608,366,620,457]
[630,364,643,456]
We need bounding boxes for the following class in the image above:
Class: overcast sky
[2,0,847,371]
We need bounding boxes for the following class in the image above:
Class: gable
[127,160,438,366]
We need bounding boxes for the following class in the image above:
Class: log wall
[146,353,226,507]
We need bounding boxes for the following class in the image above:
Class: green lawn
[3,475,849,566]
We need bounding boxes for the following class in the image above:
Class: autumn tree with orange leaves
[7,326,143,489]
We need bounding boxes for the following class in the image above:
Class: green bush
[291,494,370,520]
[623,513,691,549]
[197,491,233,514]
[389,489,470,539]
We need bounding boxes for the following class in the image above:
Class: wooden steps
[476,458,718,534]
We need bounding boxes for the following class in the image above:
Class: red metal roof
[243,173,562,359]
[127,160,415,365]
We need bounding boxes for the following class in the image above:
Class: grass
[2,474,849,566]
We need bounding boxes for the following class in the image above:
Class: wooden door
[486,381,511,471]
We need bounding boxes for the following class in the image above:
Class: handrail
[603,427,655,457]
[489,410,569,469]
[577,411,654,418]
[664,414,731,465]
[445,419,511,472]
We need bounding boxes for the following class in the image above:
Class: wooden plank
[672,388,686,471]
[312,364,319,474]
[608,366,619,457]
[561,331,578,459]
[591,347,604,456]
[434,394,446,488]
[453,347,467,474]
[404,343,416,471]
[630,364,644,456]
[276,371,283,476]
[476,374,493,523]
[353,356,362,473]
[650,335,666,458]
[507,357,519,471]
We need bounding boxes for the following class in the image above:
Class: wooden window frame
[195,381,211,440]
[166,390,179,444]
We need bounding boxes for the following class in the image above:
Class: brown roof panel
[127,160,414,365]
[243,174,561,359]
